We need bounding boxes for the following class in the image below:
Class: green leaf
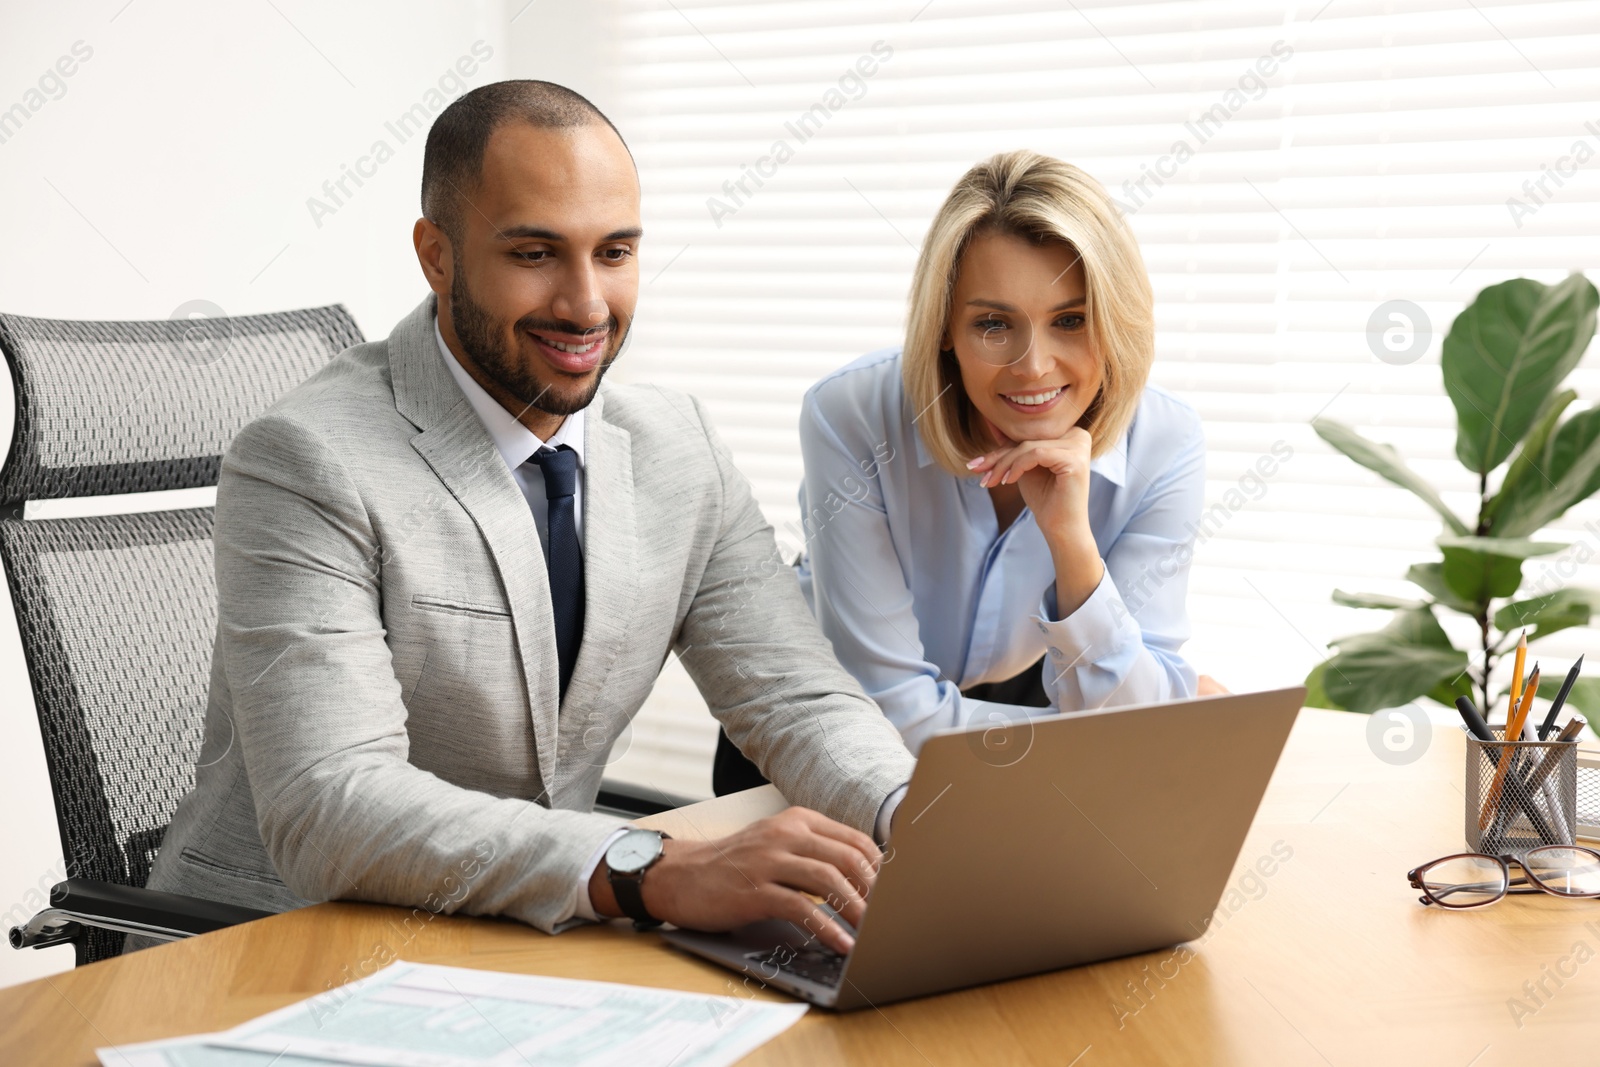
[1332,589,1427,611]
[1428,672,1476,708]
[1443,273,1600,476]
[1328,603,1460,652]
[1436,535,1565,604]
[1311,417,1469,535]
[1492,588,1600,643]
[1406,561,1479,615]
[1488,405,1600,538]
[1303,660,1342,710]
[1321,606,1470,713]
[1483,388,1576,528]
[1556,677,1600,721]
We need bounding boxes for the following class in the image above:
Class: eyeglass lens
[1524,847,1600,895]
[1419,855,1508,907]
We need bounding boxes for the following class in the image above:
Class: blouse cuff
[875,783,909,845]
[1034,569,1141,674]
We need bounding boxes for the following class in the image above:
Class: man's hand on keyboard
[589,806,879,953]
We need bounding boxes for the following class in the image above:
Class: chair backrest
[0,306,363,964]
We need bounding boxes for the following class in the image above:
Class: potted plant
[1307,272,1600,717]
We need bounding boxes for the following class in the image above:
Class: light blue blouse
[794,347,1206,754]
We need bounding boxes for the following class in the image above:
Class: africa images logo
[705,41,894,228]
[305,41,495,229]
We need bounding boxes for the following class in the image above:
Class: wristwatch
[605,828,671,929]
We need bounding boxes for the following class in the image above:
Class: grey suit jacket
[145,294,915,934]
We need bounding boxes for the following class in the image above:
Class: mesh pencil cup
[1465,729,1578,855]
[1578,751,1600,840]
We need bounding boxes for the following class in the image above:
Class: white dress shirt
[433,317,622,924]
[434,318,586,547]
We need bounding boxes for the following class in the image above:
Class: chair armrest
[594,778,699,818]
[9,878,273,950]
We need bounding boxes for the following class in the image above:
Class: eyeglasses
[1407,845,1600,908]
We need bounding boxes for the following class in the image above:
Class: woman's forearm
[1046,522,1105,619]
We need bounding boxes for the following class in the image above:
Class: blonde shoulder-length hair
[902,149,1154,474]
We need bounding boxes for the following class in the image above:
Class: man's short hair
[421,79,626,243]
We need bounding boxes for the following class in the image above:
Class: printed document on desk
[98,960,807,1067]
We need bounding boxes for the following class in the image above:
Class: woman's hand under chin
[966,418,1105,616]
[967,419,1093,545]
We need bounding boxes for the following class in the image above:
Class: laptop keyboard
[744,945,847,988]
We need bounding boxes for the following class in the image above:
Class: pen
[1523,715,1587,795]
[1518,720,1580,840]
[1455,696,1494,741]
[1541,655,1585,738]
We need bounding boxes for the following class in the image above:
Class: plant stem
[1477,470,1490,537]
[1480,608,1493,714]
[1478,468,1492,713]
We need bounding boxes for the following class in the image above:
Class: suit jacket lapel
[390,296,562,790]
[554,390,638,790]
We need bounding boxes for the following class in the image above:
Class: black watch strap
[610,874,662,929]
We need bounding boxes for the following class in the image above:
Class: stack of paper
[99,960,807,1067]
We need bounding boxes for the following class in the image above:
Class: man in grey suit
[144,80,913,955]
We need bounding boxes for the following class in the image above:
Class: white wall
[0,0,514,991]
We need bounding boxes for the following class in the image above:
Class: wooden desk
[5,709,1598,1065]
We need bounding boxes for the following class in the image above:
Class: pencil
[1541,655,1585,737]
[1508,630,1528,721]
[1481,665,1541,831]
[1511,664,1539,739]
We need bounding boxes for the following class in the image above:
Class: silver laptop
[663,686,1305,1010]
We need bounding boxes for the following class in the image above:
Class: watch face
[607,829,663,875]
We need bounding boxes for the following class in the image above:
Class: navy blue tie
[532,444,584,699]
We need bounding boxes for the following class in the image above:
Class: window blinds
[599,0,1600,797]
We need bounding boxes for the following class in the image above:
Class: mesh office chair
[0,306,364,964]
[1,304,689,966]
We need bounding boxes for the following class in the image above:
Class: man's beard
[449,268,627,418]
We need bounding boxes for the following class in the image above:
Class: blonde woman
[793,150,1207,757]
